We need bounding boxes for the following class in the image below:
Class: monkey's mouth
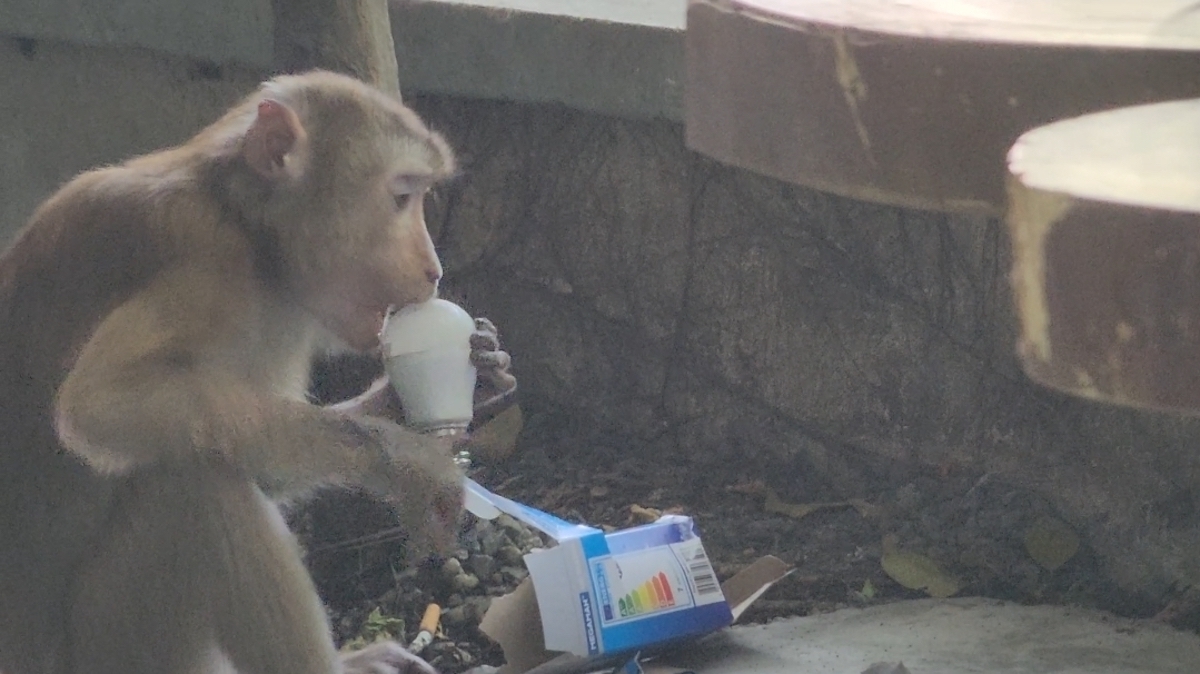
[304,287,393,352]
[361,300,393,334]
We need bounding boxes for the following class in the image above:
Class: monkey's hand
[359,418,465,558]
[341,641,440,674]
[469,317,517,425]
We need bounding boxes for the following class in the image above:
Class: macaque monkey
[0,70,510,674]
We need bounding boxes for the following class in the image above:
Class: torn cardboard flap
[723,555,792,622]
[467,478,792,674]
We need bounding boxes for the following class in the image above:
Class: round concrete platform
[670,597,1199,673]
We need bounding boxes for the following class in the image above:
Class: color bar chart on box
[617,571,677,617]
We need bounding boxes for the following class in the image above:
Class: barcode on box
[687,548,720,596]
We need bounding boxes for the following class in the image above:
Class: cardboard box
[465,478,791,674]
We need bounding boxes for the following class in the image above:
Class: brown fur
[0,71,462,674]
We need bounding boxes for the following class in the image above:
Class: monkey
[0,70,511,674]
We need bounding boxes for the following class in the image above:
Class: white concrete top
[669,597,1200,674]
[430,0,684,29]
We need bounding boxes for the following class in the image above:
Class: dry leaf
[848,498,881,519]
[764,488,878,521]
[727,480,767,495]
[629,504,661,523]
[1024,516,1079,571]
[470,405,523,462]
[880,535,961,598]
[764,488,820,519]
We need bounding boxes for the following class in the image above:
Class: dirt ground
[296,391,1200,674]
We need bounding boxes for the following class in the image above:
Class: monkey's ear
[243,99,308,180]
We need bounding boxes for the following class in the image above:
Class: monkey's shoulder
[15,156,253,271]
[0,157,271,360]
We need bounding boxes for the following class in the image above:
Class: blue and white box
[465,478,734,658]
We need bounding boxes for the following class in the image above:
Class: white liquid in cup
[381,299,478,434]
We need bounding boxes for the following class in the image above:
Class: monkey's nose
[425,268,442,284]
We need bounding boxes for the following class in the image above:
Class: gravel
[332,512,552,673]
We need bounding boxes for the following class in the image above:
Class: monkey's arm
[54,267,452,499]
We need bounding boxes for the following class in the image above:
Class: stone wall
[415,94,1200,598]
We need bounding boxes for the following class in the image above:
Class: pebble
[500,566,528,583]
[495,513,523,534]
[441,557,464,578]
[335,502,554,674]
[496,544,525,565]
[452,572,481,593]
[469,554,496,579]
[480,529,511,557]
[441,606,468,626]
[464,596,492,621]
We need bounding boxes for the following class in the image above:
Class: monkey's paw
[470,317,517,423]
[340,641,440,674]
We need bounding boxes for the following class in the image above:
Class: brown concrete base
[1009,98,1200,415]
[685,0,1200,213]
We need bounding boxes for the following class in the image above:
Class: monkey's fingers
[469,330,500,352]
[481,368,517,394]
[472,349,516,410]
[470,349,510,372]
[340,641,440,674]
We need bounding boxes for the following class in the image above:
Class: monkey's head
[236,71,457,352]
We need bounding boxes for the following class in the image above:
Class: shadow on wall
[411,94,1200,599]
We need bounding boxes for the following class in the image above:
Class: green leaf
[1024,517,1079,571]
[361,607,405,641]
[880,536,961,598]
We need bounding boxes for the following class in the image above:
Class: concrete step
[671,597,1200,674]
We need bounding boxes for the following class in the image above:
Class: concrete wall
[0,0,270,243]
[1,0,273,67]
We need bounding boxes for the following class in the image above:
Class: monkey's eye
[390,175,427,211]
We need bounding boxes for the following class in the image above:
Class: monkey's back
[0,160,241,674]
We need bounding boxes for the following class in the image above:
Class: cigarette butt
[407,630,434,654]
[419,603,441,634]
[407,603,441,654]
